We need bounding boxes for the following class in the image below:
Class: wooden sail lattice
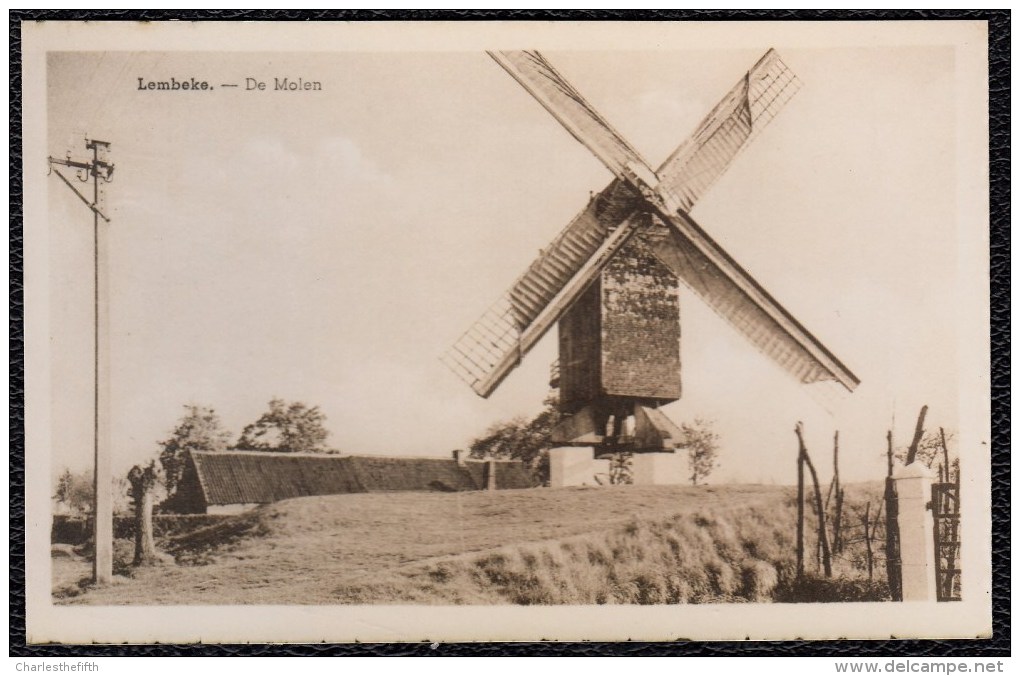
[442,294,521,394]
[441,204,612,395]
[442,209,641,397]
[508,181,639,329]
[508,201,612,331]
[657,49,802,213]
[443,179,642,396]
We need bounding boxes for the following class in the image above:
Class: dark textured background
[8,8,1009,657]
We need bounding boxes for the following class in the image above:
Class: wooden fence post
[796,432,805,580]
[832,431,843,554]
[863,501,874,582]
[939,427,951,481]
[885,430,902,601]
[796,422,832,578]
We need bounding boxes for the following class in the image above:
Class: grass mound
[332,502,799,604]
[53,483,887,605]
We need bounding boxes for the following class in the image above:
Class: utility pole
[48,139,114,584]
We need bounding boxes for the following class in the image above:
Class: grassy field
[53,483,886,605]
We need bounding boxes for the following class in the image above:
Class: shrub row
[52,514,233,544]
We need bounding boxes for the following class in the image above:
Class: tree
[681,418,720,486]
[127,460,162,566]
[53,469,134,515]
[53,468,93,515]
[159,404,232,498]
[237,398,334,454]
[607,452,633,485]
[895,428,956,471]
[469,392,559,483]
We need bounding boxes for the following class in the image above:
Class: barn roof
[188,450,534,506]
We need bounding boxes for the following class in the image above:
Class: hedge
[52,514,233,544]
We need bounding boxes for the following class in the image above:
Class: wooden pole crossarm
[48,155,91,170]
[51,168,111,222]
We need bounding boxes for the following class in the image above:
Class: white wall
[631,453,687,486]
[206,503,261,515]
[549,447,597,487]
[550,448,689,487]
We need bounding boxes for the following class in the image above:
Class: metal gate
[931,477,961,602]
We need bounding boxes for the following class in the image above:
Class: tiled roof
[344,456,478,493]
[189,450,533,506]
[190,451,361,506]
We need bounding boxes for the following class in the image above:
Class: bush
[774,574,890,603]
[52,514,234,545]
[123,514,235,540]
[51,515,92,545]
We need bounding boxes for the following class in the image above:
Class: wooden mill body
[556,223,681,436]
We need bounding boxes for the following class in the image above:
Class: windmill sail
[444,50,664,398]
[508,180,640,328]
[647,208,860,391]
[656,49,802,213]
[489,49,802,214]
[488,51,654,185]
[639,50,858,392]
[442,199,643,398]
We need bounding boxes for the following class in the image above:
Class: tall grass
[339,488,888,605]
[481,507,793,604]
[338,500,803,604]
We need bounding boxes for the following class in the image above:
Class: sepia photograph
[20,19,992,644]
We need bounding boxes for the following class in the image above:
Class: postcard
[21,19,992,643]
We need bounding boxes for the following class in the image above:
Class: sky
[43,40,978,485]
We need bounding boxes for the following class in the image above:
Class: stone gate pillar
[893,462,936,602]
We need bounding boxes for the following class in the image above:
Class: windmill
[442,49,859,463]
